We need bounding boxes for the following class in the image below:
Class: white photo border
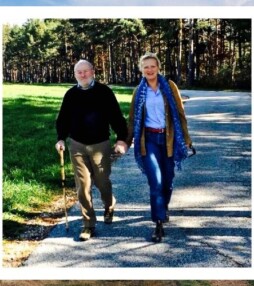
[0,5,253,281]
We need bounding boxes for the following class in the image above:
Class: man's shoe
[79,227,95,241]
[104,208,114,224]
[152,220,165,243]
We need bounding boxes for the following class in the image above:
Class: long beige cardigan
[126,80,192,157]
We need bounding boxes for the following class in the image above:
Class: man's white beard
[77,77,94,88]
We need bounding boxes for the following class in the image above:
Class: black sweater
[56,82,128,145]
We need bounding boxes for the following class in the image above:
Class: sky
[0,0,254,5]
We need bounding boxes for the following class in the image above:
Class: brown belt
[145,127,165,133]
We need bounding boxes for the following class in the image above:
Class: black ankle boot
[152,220,165,242]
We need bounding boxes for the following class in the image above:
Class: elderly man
[55,59,128,241]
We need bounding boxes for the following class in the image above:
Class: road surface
[23,89,251,268]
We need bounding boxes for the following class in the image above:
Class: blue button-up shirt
[145,85,166,128]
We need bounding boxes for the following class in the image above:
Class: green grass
[176,282,211,286]
[3,83,133,238]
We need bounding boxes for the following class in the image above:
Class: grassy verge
[2,83,133,240]
[176,282,211,286]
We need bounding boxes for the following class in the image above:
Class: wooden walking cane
[59,147,69,231]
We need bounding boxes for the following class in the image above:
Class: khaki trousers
[69,138,116,227]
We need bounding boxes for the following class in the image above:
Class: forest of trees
[2,18,251,89]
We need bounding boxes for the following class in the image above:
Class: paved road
[23,90,251,268]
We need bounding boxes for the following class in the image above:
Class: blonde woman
[127,53,192,242]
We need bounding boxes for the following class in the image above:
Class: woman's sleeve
[169,80,192,146]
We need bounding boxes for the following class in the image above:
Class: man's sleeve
[108,88,128,142]
[56,92,71,141]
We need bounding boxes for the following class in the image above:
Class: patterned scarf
[133,74,188,173]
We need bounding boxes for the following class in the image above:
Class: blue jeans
[142,131,175,222]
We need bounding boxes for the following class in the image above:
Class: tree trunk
[177,19,182,85]
[187,18,195,87]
